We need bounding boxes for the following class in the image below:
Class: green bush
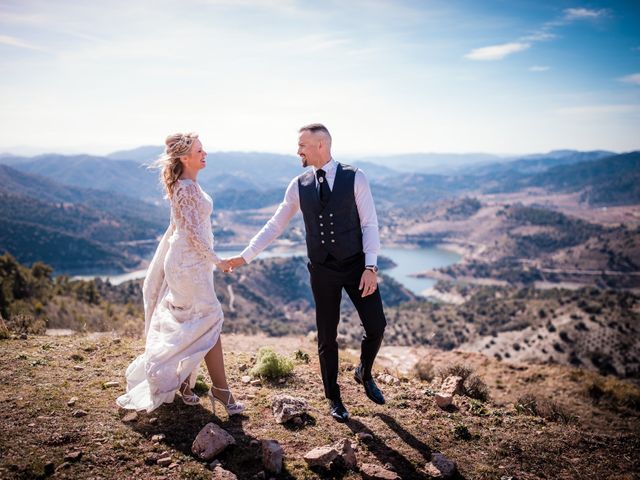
[250,347,294,379]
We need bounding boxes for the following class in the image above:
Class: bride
[116,132,244,416]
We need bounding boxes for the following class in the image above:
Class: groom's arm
[238,177,301,264]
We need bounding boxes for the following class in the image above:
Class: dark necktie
[316,169,331,207]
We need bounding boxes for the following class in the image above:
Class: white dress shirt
[241,158,380,266]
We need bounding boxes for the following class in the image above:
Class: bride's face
[182,139,207,171]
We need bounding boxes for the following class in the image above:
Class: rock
[44,462,55,475]
[103,381,120,388]
[424,453,457,479]
[168,462,179,469]
[209,459,221,469]
[157,456,172,467]
[303,438,357,470]
[261,440,283,474]
[144,453,158,465]
[249,439,260,447]
[250,379,262,387]
[67,397,78,407]
[357,432,373,441]
[334,438,357,469]
[212,465,238,479]
[377,373,399,385]
[112,338,121,344]
[152,434,166,442]
[272,394,308,424]
[303,445,339,468]
[64,451,82,462]
[72,409,88,418]
[20,333,27,340]
[435,375,463,409]
[192,422,236,460]
[241,375,252,384]
[122,411,138,422]
[149,417,158,424]
[239,363,249,372]
[360,463,401,479]
[278,378,286,384]
[73,365,84,371]
[56,462,71,471]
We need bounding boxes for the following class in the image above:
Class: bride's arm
[173,182,225,266]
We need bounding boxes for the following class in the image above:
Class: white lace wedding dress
[116,179,224,412]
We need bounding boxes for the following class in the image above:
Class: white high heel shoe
[177,381,201,406]
[208,385,245,416]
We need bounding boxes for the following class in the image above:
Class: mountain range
[0,147,638,272]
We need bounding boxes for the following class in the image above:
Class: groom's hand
[227,255,247,272]
[359,269,378,297]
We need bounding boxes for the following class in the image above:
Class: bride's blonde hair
[150,132,199,198]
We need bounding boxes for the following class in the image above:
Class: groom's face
[297,130,320,168]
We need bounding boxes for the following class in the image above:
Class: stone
[360,463,401,479]
[435,375,463,409]
[249,439,260,447]
[212,465,238,479]
[157,456,172,467]
[424,453,457,479]
[261,440,283,474]
[239,363,249,372]
[303,445,339,468]
[72,409,88,417]
[209,459,221,469]
[64,451,82,462]
[144,453,158,465]
[334,438,357,469]
[377,373,399,385]
[271,394,308,424]
[149,417,158,424]
[73,365,84,371]
[250,379,262,387]
[278,378,286,384]
[19,333,27,340]
[103,381,120,388]
[67,397,78,407]
[168,462,179,469]
[122,411,138,422]
[112,338,121,344]
[152,434,166,442]
[192,422,236,460]
[241,375,252,384]
[56,462,71,471]
[357,432,373,441]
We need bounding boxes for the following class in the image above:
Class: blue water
[82,245,461,296]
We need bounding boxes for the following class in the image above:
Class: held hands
[218,255,247,273]
[359,269,378,297]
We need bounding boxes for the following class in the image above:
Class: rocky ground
[1,332,639,479]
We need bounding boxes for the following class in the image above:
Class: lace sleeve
[173,182,222,265]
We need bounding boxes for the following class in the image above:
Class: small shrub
[0,316,10,340]
[193,374,210,395]
[586,377,640,412]
[465,375,490,401]
[514,394,574,423]
[293,349,310,364]
[413,358,435,381]
[453,423,472,440]
[250,347,294,380]
[437,363,473,382]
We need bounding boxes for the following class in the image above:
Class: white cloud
[0,34,45,51]
[564,8,607,20]
[464,42,530,61]
[619,73,640,85]
[521,30,557,42]
[529,65,550,72]
[556,104,640,115]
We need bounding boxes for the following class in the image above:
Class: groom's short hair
[299,123,332,145]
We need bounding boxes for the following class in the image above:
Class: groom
[228,123,386,422]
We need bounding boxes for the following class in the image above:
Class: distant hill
[0,165,167,273]
[530,151,640,206]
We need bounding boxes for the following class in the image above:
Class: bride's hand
[217,259,233,273]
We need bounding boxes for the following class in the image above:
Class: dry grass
[0,333,639,479]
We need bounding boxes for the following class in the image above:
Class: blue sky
[0,0,638,156]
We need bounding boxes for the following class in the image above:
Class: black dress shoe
[329,398,349,423]
[354,365,386,405]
